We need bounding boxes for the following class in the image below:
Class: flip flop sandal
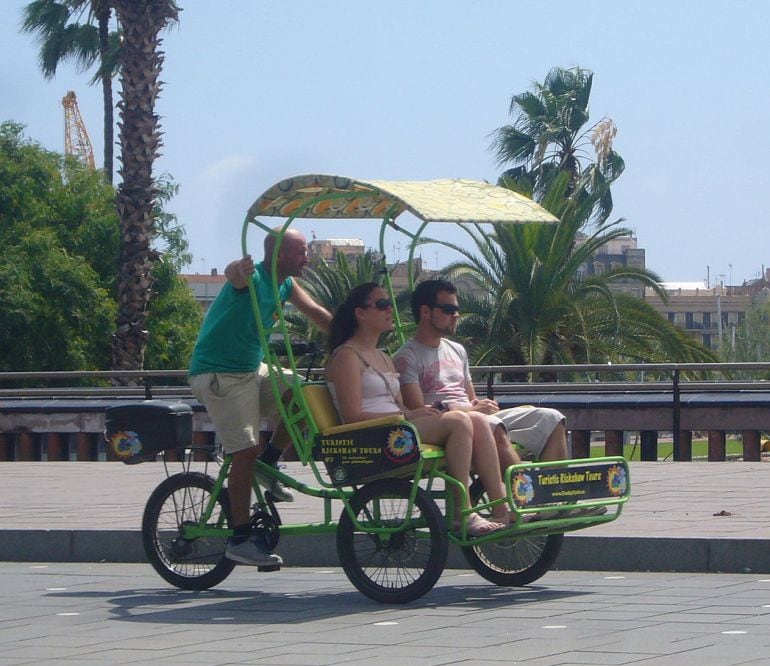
[464,513,506,537]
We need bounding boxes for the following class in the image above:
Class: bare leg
[442,427,474,516]
[412,412,502,533]
[414,411,472,509]
[269,420,291,451]
[493,424,522,475]
[228,445,261,527]
[260,390,297,459]
[539,422,568,461]
[468,412,509,522]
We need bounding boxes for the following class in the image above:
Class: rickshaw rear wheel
[336,478,448,604]
[142,472,236,590]
[461,478,563,587]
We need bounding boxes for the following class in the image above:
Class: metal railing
[2,362,770,400]
[473,362,770,459]
[0,370,190,400]
[2,363,770,462]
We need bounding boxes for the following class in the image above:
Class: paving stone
[2,565,770,665]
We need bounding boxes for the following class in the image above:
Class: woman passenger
[325,282,509,536]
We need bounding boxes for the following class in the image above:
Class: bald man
[189,229,331,566]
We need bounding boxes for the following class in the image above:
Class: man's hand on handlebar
[225,255,255,289]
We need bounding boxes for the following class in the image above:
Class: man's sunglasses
[432,303,460,315]
[364,298,393,311]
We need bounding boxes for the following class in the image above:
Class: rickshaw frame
[139,174,630,603]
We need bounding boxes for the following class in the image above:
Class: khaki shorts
[190,364,294,454]
[487,406,565,458]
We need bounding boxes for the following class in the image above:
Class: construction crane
[62,91,95,170]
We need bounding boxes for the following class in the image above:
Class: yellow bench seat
[301,384,445,465]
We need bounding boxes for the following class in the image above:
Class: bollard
[46,433,65,461]
[742,430,761,462]
[17,432,37,461]
[570,430,591,458]
[708,431,726,461]
[640,431,658,461]
[674,430,692,462]
[76,432,96,461]
[605,430,624,457]
[192,431,214,462]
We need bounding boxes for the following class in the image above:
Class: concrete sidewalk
[2,461,770,573]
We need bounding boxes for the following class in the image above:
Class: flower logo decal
[513,472,535,506]
[606,465,628,497]
[384,427,417,463]
[110,430,142,459]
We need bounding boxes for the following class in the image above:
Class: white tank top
[327,346,400,421]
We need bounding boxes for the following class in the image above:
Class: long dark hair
[327,282,380,352]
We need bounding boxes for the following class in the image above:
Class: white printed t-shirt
[393,338,564,457]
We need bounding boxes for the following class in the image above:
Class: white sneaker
[254,465,295,502]
[225,538,283,566]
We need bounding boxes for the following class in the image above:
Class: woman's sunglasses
[364,298,393,311]
[432,303,460,315]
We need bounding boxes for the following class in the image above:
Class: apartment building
[182,237,767,353]
[576,233,647,298]
[644,272,770,350]
[183,270,226,312]
[307,238,365,262]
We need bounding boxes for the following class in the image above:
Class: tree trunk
[110,0,178,376]
[96,6,113,184]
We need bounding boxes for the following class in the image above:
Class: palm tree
[288,250,390,352]
[302,250,387,313]
[453,66,717,372]
[490,66,625,228]
[109,0,179,374]
[21,0,120,182]
[439,174,717,371]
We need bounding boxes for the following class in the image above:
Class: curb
[3,531,769,574]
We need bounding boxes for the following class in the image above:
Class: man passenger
[393,279,569,472]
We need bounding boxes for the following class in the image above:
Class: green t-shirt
[189,262,293,375]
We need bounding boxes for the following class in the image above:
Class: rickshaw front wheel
[337,478,448,604]
[461,478,564,587]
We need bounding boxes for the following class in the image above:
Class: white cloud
[199,154,259,185]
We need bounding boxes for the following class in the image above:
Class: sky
[1,1,769,286]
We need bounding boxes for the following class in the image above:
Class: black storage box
[104,400,193,464]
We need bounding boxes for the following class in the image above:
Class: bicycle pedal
[257,564,281,573]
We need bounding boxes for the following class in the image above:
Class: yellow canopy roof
[249,174,558,225]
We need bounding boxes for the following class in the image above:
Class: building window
[703,312,711,328]
[685,312,694,328]
[667,312,675,323]
[702,333,712,348]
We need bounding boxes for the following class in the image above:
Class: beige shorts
[190,364,294,454]
[487,406,565,458]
